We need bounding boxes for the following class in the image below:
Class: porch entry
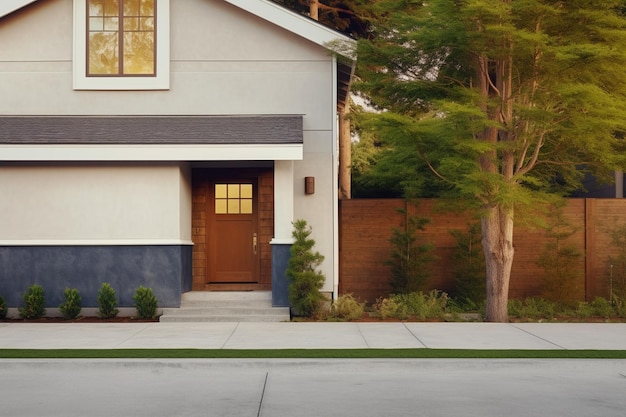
[209,180,259,283]
[192,168,274,291]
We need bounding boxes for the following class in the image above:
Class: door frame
[191,167,274,291]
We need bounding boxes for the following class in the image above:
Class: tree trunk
[482,205,514,322]
[338,106,351,199]
[309,0,319,20]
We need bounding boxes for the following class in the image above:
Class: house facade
[0,0,355,310]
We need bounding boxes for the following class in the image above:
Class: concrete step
[159,291,291,323]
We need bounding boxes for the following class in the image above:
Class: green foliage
[376,291,449,321]
[286,219,327,317]
[508,297,625,321]
[97,282,119,319]
[353,0,626,321]
[607,222,626,300]
[537,205,584,303]
[19,284,46,320]
[387,207,436,293]
[450,222,485,306]
[0,295,7,320]
[59,288,82,320]
[133,286,158,320]
[329,294,365,321]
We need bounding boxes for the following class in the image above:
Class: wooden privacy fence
[339,198,625,304]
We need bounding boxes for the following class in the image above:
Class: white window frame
[73,0,170,90]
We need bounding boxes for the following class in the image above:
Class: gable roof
[223,0,355,59]
[0,0,37,18]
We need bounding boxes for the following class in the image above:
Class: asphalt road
[1,359,625,417]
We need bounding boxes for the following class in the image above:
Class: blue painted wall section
[0,245,192,308]
[271,243,292,307]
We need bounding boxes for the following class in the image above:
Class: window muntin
[87,0,156,76]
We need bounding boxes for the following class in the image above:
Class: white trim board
[0,144,303,161]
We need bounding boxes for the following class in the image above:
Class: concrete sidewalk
[0,321,625,350]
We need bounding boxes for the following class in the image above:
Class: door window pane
[215,183,253,215]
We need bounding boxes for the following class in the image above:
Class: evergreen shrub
[19,284,46,319]
[0,295,7,320]
[97,282,119,319]
[133,286,158,320]
[59,287,82,320]
[286,219,326,318]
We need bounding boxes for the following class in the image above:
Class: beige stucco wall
[0,163,192,244]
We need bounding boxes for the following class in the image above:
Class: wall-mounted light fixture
[305,176,315,195]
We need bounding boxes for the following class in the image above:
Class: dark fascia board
[0,115,303,145]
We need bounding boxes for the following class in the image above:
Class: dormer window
[87,0,156,76]
[73,0,170,90]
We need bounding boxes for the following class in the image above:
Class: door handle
[253,233,257,255]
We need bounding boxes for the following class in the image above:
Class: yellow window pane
[215,199,227,214]
[104,0,119,16]
[140,17,154,30]
[228,184,240,199]
[123,32,154,74]
[241,184,252,199]
[89,32,119,74]
[124,17,138,31]
[241,199,253,214]
[228,199,240,214]
[123,0,140,16]
[140,0,155,16]
[89,0,105,17]
[215,184,227,199]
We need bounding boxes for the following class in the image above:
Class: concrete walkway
[1,321,625,350]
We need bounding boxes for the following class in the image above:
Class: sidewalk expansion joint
[220,322,240,349]
[509,324,567,349]
[403,323,428,348]
[257,372,269,417]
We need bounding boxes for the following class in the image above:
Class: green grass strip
[1,349,625,359]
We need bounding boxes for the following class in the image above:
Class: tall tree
[355,0,626,321]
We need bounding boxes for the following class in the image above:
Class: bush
[330,294,365,321]
[387,208,435,293]
[508,297,556,321]
[286,219,327,317]
[450,222,486,306]
[590,297,615,318]
[0,295,7,320]
[375,291,449,320]
[133,286,158,320]
[97,283,119,319]
[19,284,46,319]
[59,287,82,320]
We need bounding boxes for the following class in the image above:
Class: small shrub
[19,284,46,319]
[286,219,326,317]
[387,208,436,293]
[133,286,158,320]
[450,222,486,306]
[0,295,7,320]
[97,283,119,319]
[330,294,365,321]
[590,297,614,318]
[613,294,626,318]
[375,291,449,320]
[508,298,556,321]
[59,288,82,320]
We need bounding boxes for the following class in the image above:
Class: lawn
[1,348,625,359]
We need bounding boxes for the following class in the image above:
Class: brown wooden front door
[207,179,259,284]
[192,168,273,291]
